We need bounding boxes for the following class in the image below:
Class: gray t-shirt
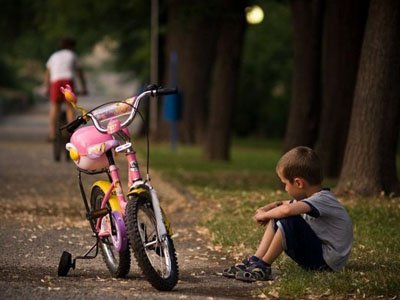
[302,190,353,271]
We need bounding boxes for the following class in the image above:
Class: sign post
[163,51,181,151]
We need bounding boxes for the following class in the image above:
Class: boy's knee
[274,216,302,230]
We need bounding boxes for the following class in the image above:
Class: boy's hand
[254,201,284,225]
[254,210,269,225]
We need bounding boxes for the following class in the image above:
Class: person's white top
[46,49,80,82]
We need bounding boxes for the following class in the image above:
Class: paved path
[0,95,254,299]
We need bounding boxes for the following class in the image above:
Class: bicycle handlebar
[152,87,178,96]
[61,116,87,134]
[63,85,178,134]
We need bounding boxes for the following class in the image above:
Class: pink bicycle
[57,85,179,291]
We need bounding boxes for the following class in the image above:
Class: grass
[137,139,400,299]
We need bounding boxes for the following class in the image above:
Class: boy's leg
[224,221,275,278]
[262,226,284,264]
[235,231,280,282]
[276,216,330,270]
[255,220,276,258]
[234,221,282,282]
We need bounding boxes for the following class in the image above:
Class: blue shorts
[274,216,331,271]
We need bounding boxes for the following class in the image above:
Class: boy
[223,146,353,282]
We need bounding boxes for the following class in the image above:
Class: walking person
[44,37,87,141]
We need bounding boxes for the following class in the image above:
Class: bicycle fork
[125,146,171,241]
[149,187,168,239]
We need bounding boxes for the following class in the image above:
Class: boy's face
[277,170,307,200]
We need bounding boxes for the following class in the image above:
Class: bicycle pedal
[87,208,109,220]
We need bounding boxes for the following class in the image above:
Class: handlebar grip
[154,87,178,96]
[61,116,87,133]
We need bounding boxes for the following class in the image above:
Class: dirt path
[0,94,255,299]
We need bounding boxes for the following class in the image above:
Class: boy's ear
[293,177,304,188]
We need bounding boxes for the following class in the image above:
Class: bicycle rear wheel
[53,110,68,161]
[126,194,179,291]
[91,186,130,278]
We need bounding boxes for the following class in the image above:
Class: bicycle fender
[161,207,174,236]
[127,187,174,236]
[91,180,122,213]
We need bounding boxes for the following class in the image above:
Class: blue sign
[163,93,182,121]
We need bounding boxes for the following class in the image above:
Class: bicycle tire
[53,128,62,162]
[91,186,131,278]
[126,194,179,291]
[53,111,66,162]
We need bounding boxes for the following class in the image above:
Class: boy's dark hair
[276,146,322,185]
[59,37,76,50]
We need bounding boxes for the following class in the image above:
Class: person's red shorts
[50,79,74,102]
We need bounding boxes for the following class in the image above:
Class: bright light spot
[245,5,264,25]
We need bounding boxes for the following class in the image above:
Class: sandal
[235,263,272,282]
[222,258,251,278]
[222,256,259,278]
[223,263,247,278]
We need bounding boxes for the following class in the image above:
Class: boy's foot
[222,256,259,278]
[235,261,272,282]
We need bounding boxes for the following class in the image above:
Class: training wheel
[58,251,73,276]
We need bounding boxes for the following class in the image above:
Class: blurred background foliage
[0,0,291,139]
[237,1,292,138]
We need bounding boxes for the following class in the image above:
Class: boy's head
[276,146,322,196]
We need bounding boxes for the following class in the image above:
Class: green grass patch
[138,139,400,298]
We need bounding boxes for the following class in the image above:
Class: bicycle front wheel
[91,186,130,278]
[126,194,179,291]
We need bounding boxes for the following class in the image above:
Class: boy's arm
[254,201,311,224]
[257,200,290,212]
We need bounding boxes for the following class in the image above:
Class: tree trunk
[336,0,400,196]
[159,0,186,141]
[315,0,368,178]
[205,1,246,160]
[178,3,221,144]
[162,1,221,144]
[283,0,323,152]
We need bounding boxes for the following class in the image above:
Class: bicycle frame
[76,127,169,249]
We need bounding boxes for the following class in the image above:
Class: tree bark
[162,1,221,144]
[336,0,400,196]
[178,4,221,144]
[283,0,323,152]
[315,0,368,178]
[205,1,246,160]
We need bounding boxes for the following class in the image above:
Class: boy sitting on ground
[223,146,353,282]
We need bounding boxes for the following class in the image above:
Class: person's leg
[261,226,284,264]
[254,220,276,258]
[65,102,74,124]
[276,216,330,270]
[234,221,282,282]
[224,220,275,278]
[49,101,60,139]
